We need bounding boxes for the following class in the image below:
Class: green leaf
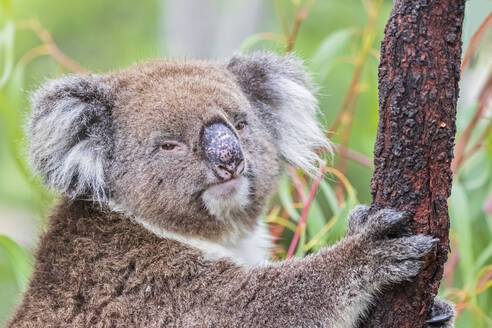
[475,242,492,273]
[450,182,475,287]
[327,200,350,242]
[278,175,300,221]
[461,151,490,191]
[305,196,326,252]
[309,29,353,81]
[0,21,14,88]
[319,179,341,215]
[0,235,32,291]
[294,224,306,258]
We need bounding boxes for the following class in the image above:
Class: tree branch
[361,0,465,326]
[16,19,88,74]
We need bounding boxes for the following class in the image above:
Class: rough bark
[361,0,465,327]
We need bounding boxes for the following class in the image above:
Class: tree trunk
[361,0,465,327]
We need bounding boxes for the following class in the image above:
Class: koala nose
[201,122,245,180]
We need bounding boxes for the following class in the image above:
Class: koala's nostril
[215,165,233,180]
[215,159,245,180]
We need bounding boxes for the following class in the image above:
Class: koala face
[28,52,329,241]
[107,61,281,239]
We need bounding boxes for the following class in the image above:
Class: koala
[8,52,454,327]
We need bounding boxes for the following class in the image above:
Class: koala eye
[161,143,178,151]
[234,121,247,132]
[153,140,187,156]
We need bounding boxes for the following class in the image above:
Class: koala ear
[28,75,114,202]
[227,51,331,174]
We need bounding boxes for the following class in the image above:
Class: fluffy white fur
[201,175,251,221]
[229,221,271,266]
[275,78,332,175]
[134,216,271,267]
[109,199,271,266]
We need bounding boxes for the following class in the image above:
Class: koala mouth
[204,158,249,199]
[201,175,251,219]
[207,176,245,198]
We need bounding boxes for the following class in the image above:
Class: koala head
[28,52,329,241]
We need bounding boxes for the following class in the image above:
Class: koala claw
[366,208,414,238]
[348,206,415,238]
[371,234,437,284]
[426,297,455,327]
[391,235,439,261]
[349,208,439,286]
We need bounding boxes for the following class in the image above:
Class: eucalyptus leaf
[309,29,353,81]
[306,196,326,252]
[450,182,475,287]
[0,21,14,88]
[0,235,32,291]
[278,175,300,221]
[319,179,340,215]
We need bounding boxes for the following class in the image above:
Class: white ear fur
[28,75,113,202]
[273,77,331,174]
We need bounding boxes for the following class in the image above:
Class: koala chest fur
[133,213,272,266]
[8,52,454,328]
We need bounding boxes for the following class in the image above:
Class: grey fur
[12,53,455,327]
[427,298,456,327]
[347,205,370,236]
[28,75,114,202]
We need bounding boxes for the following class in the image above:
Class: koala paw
[347,205,370,236]
[372,234,438,283]
[347,206,414,237]
[363,208,416,238]
[426,297,455,327]
[354,208,438,286]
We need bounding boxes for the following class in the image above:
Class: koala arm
[200,238,373,328]
[184,208,436,328]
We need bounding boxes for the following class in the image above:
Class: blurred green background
[1,0,492,326]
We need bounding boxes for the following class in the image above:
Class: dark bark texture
[362,0,465,327]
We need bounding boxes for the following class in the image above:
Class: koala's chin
[202,175,251,221]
